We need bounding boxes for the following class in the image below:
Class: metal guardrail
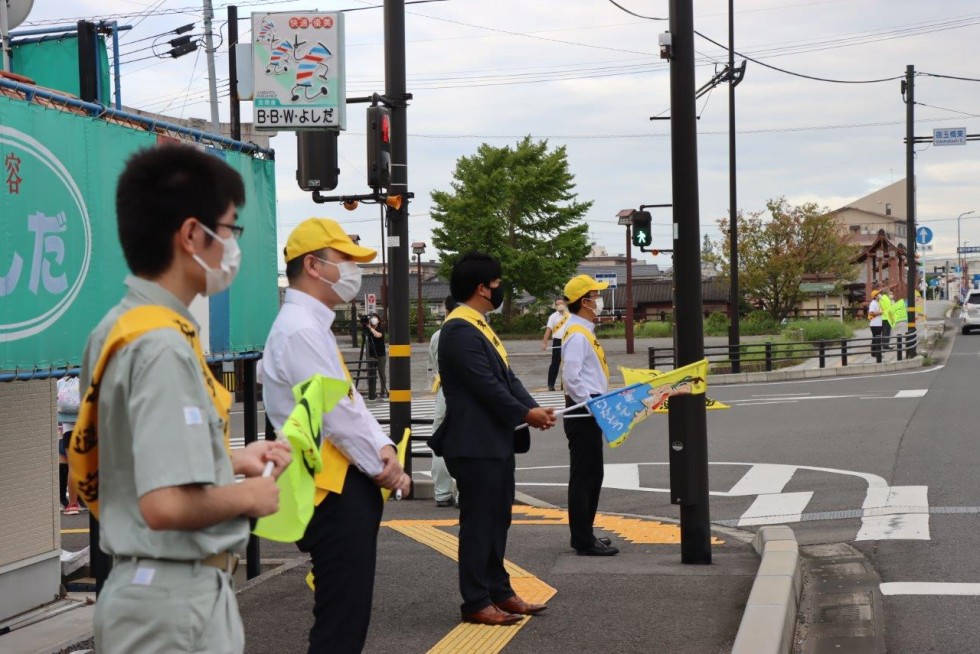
[648,332,919,372]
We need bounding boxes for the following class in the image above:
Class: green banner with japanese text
[0,95,278,371]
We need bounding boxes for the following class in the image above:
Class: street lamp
[616,209,636,354]
[412,241,426,343]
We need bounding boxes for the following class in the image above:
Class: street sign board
[933,127,967,146]
[252,12,347,130]
[595,273,618,289]
[958,246,980,254]
[915,226,933,245]
[366,292,377,314]
[928,277,939,287]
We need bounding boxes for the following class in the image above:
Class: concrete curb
[731,525,802,654]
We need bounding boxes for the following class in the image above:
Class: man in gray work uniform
[77,145,289,654]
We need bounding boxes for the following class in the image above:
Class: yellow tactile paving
[388,505,722,652]
[509,506,725,545]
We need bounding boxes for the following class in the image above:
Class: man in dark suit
[428,251,556,626]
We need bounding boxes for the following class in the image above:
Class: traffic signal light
[296,130,339,192]
[632,211,653,248]
[367,105,391,189]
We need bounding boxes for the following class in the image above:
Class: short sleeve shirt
[868,299,883,327]
[80,276,248,560]
[546,310,569,339]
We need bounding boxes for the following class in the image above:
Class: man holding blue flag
[561,275,619,557]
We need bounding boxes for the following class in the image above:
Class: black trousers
[444,456,516,614]
[297,466,383,654]
[881,321,892,348]
[564,397,605,551]
[547,338,562,388]
[871,325,883,360]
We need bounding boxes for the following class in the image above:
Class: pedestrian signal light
[296,130,339,192]
[631,211,653,248]
[367,106,392,189]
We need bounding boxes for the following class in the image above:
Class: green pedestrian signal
[631,211,653,248]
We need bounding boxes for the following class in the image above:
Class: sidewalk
[237,498,758,654]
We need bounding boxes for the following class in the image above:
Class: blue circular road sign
[916,226,933,245]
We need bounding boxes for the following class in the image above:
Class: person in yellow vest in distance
[560,275,620,556]
[427,251,556,626]
[260,218,410,654]
[892,295,909,345]
[73,144,291,654]
[541,298,569,391]
[878,288,894,350]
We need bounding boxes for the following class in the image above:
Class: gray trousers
[96,557,243,654]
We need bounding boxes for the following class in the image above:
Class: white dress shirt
[260,288,392,477]
[560,313,609,404]
[868,299,883,327]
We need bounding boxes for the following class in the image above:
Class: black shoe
[435,498,455,508]
[575,542,619,556]
[571,536,612,548]
[548,386,556,392]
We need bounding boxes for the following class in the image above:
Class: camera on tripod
[359,314,371,329]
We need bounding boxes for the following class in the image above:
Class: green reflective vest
[892,298,909,323]
[878,293,894,325]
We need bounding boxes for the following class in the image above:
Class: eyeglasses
[215,222,245,240]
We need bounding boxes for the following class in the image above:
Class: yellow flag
[253,375,351,543]
[619,365,730,412]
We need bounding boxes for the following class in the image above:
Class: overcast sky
[19,0,980,272]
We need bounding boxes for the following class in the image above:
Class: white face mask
[588,296,604,315]
[370,317,379,326]
[192,223,241,297]
[315,257,363,302]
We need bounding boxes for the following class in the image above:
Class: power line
[605,0,665,21]
[919,71,980,83]
[692,30,902,84]
[914,101,980,119]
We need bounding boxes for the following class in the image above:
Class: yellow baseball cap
[563,274,609,303]
[871,289,880,298]
[283,218,377,264]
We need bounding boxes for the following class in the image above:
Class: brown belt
[202,552,239,575]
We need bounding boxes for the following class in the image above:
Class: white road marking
[603,463,641,490]
[856,486,930,541]
[881,582,980,596]
[894,389,928,398]
[751,392,811,397]
[738,492,814,526]
[727,464,797,496]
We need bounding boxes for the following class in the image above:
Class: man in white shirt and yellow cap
[561,275,619,556]
[261,218,411,654]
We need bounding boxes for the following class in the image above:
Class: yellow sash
[563,323,610,380]
[445,304,509,367]
[312,349,356,506]
[551,312,570,337]
[68,306,230,520]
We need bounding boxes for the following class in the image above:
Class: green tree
[709,198,859,322]
[430,136,593,318]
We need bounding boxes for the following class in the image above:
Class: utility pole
[203,0,220,132]
[227,5,241,141]
[384,0,412,482]
[727,0,740,373]
[904,65,917,357]
[667,0,711,564]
